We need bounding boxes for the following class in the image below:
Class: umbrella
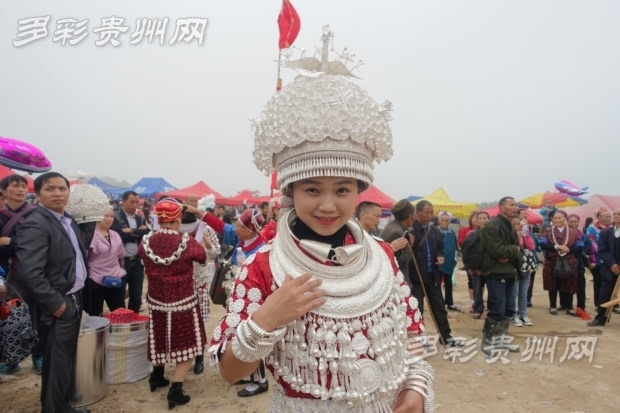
[520,192,581,209]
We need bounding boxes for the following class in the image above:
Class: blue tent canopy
[87,177,130,200]
[121,177,177,198]
[407,195,422,202]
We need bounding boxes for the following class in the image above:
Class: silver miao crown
[251,25,394,192]
[66,184,111,224]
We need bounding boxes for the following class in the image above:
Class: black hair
[498,197,514,207]
[34,172,70,195]
[122,190,139,201]
[181,212,197,224]
[415,200,433,212]
[356,201,381,219]
[260,202,269,209]
[0,174,28,191]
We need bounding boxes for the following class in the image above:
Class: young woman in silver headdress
[208,26,435,412]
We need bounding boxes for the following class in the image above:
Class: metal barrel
[71,316,110,407]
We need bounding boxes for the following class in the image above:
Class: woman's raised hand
[252,273,326,332]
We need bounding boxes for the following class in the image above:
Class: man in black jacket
[16,172,91,413]
[410,200,462,347]
[111,191,150,313]
[479,196,523,354]
[588,208,620,327]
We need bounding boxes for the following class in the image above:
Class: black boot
[149,366,170,392]
[168,382,191,410]
[495,317,520,353]
[481,317,500,355]
[193,355,204,375]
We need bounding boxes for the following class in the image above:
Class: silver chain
[142,229,189,265]
[551,226,569,256]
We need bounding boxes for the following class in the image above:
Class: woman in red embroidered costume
[539,210,584,316]
[208,26,435,412]
[138,198,207,410]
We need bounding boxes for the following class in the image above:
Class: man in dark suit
[410,200,462,347]
[15,172,90,413]
[588,208,620,327]
[111,190,150,313]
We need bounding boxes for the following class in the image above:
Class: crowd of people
[0,171,619,413]
[356,197,620,353]
[1,26,620,413]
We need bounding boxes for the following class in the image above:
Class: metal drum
[106,316,151,384]
[72,316,110,407]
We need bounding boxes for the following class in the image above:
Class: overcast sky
[1,1,618,203]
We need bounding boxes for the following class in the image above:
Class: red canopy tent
[356,185,396,210]
[0,166,15,180]
[484,206,543,225]
[158,181,224,201]
[219,190,267,207]
[251,195,273,205]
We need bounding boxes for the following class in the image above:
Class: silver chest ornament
[267,210,412,407]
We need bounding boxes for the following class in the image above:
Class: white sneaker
[511,316,523,327]
[521,316,533,326]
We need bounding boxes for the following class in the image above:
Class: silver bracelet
[231,316,287,363]
[232,323,274,362]
[232,334,265,362]
[246,314,287,342]
[400,382,435,413]
[399,358,435,412]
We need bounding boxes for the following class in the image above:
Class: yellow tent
[411,188,478,219]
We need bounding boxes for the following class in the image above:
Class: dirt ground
[2,265,620,413]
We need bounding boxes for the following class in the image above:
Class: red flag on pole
[273,0,298,192]
[278,0,301,49]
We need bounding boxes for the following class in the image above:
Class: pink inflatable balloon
[554,179,588,197]
[0,136,52,173]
